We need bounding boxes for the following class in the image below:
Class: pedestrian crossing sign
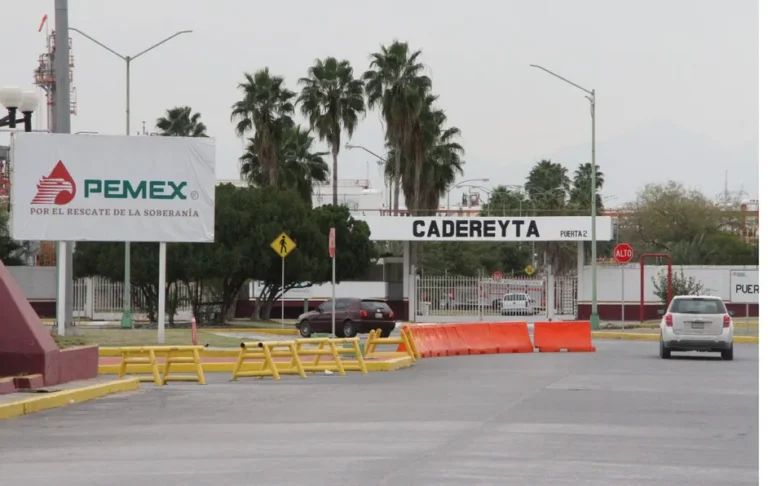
[271,232,296,258]
[524,264,535,276]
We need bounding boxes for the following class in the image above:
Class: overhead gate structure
[414,272,578,323]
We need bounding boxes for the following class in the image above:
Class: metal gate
[414,272,578,323]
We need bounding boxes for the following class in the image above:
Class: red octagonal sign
[614,243,633,264]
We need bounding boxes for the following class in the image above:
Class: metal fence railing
[414,272,578,321]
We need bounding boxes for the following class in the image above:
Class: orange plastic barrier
[454,324,498,355]
[490,322,533,353]
[442,325,470,356]
[533,321,596,352]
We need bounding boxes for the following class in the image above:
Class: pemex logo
[31,160,77,205]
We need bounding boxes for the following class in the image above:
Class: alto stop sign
[492,271,502,281]
[614,243,633,263]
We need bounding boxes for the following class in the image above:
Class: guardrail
[117,346,206,385]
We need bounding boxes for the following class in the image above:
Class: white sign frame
[9,132,215,243]
[730,269,759,303]
[356,216,614,241]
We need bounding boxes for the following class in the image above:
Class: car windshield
[670,298,726,314]
[361,300,392,313]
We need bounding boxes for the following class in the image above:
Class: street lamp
[0,87,39,131]
[530,63,599,330]
[69,28,192,329]
[446,178,490,210]
[345,144,392,211]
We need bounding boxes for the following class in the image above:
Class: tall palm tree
[525,159,571,213]
[297,57,366,205]
[240,125,329,204]
[231,68,295,187]
[363,41,432,213]
[155,106,208,137]
[569,162,605,212]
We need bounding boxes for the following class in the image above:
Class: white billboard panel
[356,216,613,241]
[730,269,759,303]
[10,132,215,242]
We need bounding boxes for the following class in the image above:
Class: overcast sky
[1,0,758,205]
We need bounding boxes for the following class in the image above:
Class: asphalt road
[0,341,758,485]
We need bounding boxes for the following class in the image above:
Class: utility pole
[53,0,74,332]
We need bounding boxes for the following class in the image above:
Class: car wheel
[299,320,311,338]
[721,345,734,361]
[341,320,356,338]
[659,339,671,359]
[379,329,392,338]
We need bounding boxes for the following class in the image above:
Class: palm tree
[231,68,295,187]
[363,41,432,212]
[155,106,208,137]
[525,159,571,213]
[569,162,605,212]
[240,125,329,204]
[297,57,366,205]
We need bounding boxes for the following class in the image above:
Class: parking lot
[0,340,758,485]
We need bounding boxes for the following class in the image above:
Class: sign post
[329,227,336,337]
[270,232,297,328]
[730,270,759,331]
[613,243,633,329]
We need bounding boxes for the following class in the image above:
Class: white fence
[414,272,578,323]
[72,277,193,321]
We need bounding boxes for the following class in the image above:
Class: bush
[652,268,707,303]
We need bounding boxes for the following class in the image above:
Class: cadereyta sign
[10,132,215,242]
[356,216,613,241]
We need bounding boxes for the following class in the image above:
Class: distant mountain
[546,121,758,204]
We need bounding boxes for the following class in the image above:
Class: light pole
[345,144,394,212]
[530,63,599,330]
[0,87,40,131]
[69,28,192,329]
[446,178,490,211]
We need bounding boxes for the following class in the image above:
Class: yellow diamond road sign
[524,264,535,276]
[271,232,296,258]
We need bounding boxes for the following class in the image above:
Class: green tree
[624,182,723,251]
[481,186,527,217]
[569,162,604,212]
[240,125,329,204]
[73,241,189,326]
[231,68,296,187]
[525,159,570,212]
[363,41,432,212]
[0,208,23,266]
[155,106,208,137]
[297,57,366,206]
[652,268,706,304]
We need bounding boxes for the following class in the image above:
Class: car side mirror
[657,309,665,316]
[728,310,735,317]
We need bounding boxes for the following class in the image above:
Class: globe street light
[530,63,600,330]
[69,28,192,330]
[0,87,39,131]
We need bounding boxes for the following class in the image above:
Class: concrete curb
[0,378,140,420]
[592,331,758,344]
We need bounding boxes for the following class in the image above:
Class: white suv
[500,293,535,316]
[659,295,735,360]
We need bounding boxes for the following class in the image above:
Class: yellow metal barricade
[294,338,345,375]
[364,329,416,360]
[331,337,368,374]
[231,341,306,382]
[117,346,206,386]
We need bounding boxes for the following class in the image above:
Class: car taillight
[388,312,394,318]
[723,314,731,328]
[665,314,673,327]
[359,310,368,318]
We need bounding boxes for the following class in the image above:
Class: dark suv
[296,298,396,338]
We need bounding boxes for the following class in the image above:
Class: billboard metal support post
[157,242,166,344]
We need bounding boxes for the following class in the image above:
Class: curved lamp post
[530,63,599,330]
[69,28,192,330]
